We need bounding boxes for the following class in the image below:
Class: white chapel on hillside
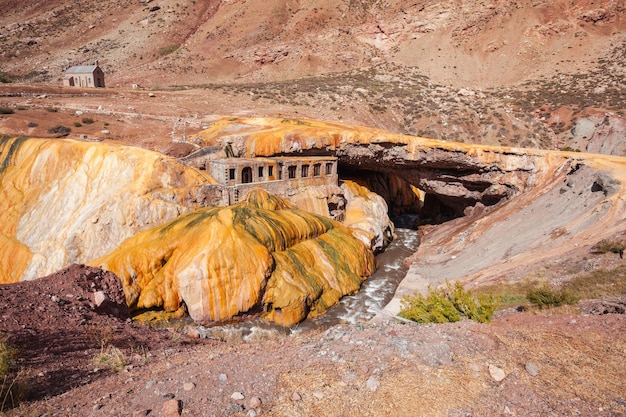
[63,62,105,88]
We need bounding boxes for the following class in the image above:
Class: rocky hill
[1,0,624,151]
[1,0,623,87]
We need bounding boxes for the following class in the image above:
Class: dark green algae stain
[0,136,30,175]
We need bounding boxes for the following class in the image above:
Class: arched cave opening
[338,165,478,228]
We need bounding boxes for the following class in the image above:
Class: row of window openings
[229,163,334,183]
[75,77,103,86]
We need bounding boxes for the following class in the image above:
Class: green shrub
[526,286,578,309]
[0,72,11,83]
[27,122,38,128]
[448,281,499,322]
[45,107,58,113]
[81,117,94,124]
[73,121,82,127]
[0,107,14,115]
[399,281,499,324]
[48,125,71,136]
[159,44,179,56]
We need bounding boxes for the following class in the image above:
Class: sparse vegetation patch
[592,239,626,256]
[399,281,498,324]
[0,72,11,83]
[94,345,127,372]
[526,286,579,309]
[563,265,626,300]
[0,340,14,377]
[0,339,25,412]
[47,125,71,136]
[159,44,179,56]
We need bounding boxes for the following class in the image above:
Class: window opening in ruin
[258,166,264,178]
[325,163,333,175]
[278,164,283,180]
[268,165,274,178]
[229,168,236,181]
[242,166,253,183]
[313,164,321,177]
[301,164,309,177]
[288,165,297,179]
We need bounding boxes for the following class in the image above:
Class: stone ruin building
[183,154,340,214]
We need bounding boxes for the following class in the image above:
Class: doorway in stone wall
[242,166,253,183]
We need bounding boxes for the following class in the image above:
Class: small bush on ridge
[526,286,578,309]
[592,239,626,256]
[94,344,127,372]
[47,125,71,136]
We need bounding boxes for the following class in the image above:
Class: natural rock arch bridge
[190,117,566,227]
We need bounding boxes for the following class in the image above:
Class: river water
[193,227,420,340]
[295,228,419,331]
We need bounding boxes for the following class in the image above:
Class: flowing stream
[192,227,420,340]
[295,228,419,331]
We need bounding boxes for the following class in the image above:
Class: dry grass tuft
[94,345,127,372]
[563,265,626,300]
[0,340,27,412]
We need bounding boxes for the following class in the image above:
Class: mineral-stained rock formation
[92,190,375,326]
[341,180,394,253]
[196,117,543,218]
[0,136,210,283]
[6,116,625,327]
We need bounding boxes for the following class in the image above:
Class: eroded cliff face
[0,136,209,283]
[92,190,375,327]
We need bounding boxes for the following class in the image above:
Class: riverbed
[190,227,420,340]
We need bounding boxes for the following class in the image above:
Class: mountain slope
[1,0,624,88]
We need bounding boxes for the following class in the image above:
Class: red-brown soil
[1,264,625,417]
[0,265,203,402]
